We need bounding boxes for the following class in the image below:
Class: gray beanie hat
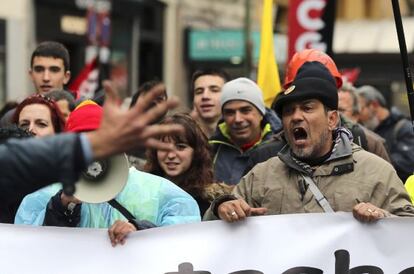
[220,77,266,115]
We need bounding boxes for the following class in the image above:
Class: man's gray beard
[362,115,380,131]
[290,128,331,160]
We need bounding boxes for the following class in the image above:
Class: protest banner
[1,213,414,273]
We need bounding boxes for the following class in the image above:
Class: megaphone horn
[73,153,129,203]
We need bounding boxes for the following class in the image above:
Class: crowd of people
[1,42,414,247]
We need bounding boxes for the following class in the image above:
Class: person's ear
[63,71,71,85]
[328,110,339,130]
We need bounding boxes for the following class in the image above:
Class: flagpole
[391,0,414,130]
[244,0,252,77]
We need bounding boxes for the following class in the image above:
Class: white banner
[1,213,414,274]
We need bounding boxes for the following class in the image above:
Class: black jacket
[0,134,86,223]
[210,110,280,185]
[375,107,414,182]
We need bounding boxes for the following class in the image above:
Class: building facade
[1,0,414,112]
[0,0,165,105]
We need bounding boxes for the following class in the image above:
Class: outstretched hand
[87,81,182,159]
[218,198,267,222]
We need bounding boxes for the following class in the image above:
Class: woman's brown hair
[145,113,214,198]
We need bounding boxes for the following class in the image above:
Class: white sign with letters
[1,213,414,273]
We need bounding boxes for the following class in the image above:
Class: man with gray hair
[337,82,390,163]
[209,77,280,185]
[356,85,414,182]
[338,80,360,123]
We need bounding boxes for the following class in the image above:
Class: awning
[333,18,414,53]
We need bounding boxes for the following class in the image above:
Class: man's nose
[201,90,210,99]
[290,108,304,121]
[234,111,243,122]
[42,70,50,81]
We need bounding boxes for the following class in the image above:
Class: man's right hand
[60,192,81,207]
[87,81,182,160]
[217,198,267,222]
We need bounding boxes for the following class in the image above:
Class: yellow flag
[257,0,281,107]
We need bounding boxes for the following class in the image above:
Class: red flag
[68,57,99,99]
[340,68,361,84]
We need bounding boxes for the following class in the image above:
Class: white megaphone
[73,153,129,203]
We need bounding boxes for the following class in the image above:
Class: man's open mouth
[293,127,308,141]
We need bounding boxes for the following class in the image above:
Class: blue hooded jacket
[15,167,201,228]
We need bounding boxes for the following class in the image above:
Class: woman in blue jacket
[15,101,200,236]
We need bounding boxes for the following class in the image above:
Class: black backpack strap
[351,124,368,150]
[108,199,141,230]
